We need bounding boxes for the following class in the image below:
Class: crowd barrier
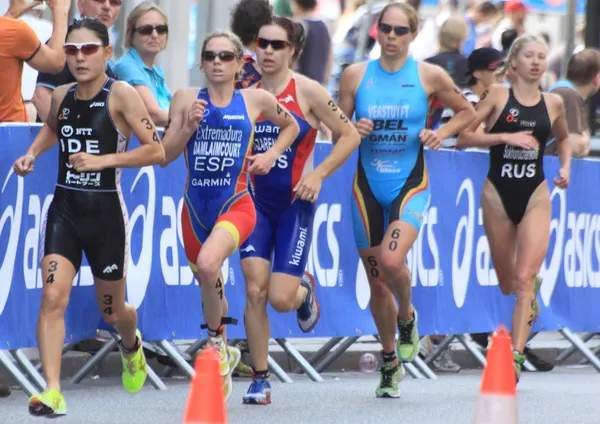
[1,124,600,395]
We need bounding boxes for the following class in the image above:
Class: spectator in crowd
[18,2,53,123]
[462,1,498,57]
[547,22,585,82]
[33,0,122,123]
[440,47,504,147]
[425,15,469,135]
[230,0,274,89]
[409,0,457,61]
[113,2,171,127]
[491,0,529,52]
[271,0,293,17]
[546,48,600,158]
[0,0,70,123]
[500,28,518,57]
[292,0,333,85]
[426,15,469,87]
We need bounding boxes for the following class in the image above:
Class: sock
[513,349,522,357]
[382,351,397,363]
[207,326,222,338]
[120,336,140,354]
[253,369,269,379]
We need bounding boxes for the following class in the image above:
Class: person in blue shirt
[113,1,171,127]
[337,2,475,399]
[462,1,498,57]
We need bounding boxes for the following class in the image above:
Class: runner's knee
[40,287,69,315]
[379,252,409,281]
[269,289,296,313]
[515,271,537,297]
[195,252,222,287]
[246,281,268,308]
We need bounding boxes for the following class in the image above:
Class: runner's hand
[186,99,208,133]
[293,171,323,203]
[355,118,373,138]
[505,131,538,150]
[247,150,277,175]
[6,0,43,19]
[13,155,35,177]
[554,167,569,189]
[419,129,443,150]
[69,153,108,172]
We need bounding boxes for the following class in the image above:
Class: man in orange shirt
[0,0,71,122]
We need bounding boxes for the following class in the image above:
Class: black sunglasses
[378,23,411,36]
[256,38,290,51]
[202,50,237,62]
[135,24,169,36]
[92,0,122,6]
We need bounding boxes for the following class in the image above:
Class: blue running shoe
[242,378,272,405]
[297,272,320,333]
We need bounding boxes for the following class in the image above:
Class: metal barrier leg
[404,362,425,379]
[162,339,205,378]
[556,332,596,363]
[109,334,167,390]
[156,340,195,379]
[578,343,600,365]
[0,350,39,397]
[424,335,456,365]
[11,350,46,392]
[456,335,487,367]
[292,337,343,374]
[35,342,78,373]
[268,355,293,383]
[559,329,600,372]
[69,338,118,384]
[313,337,359,373]
[275,339,324,382]
[412,356,437,380]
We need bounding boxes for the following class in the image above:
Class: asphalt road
[2,367,599,424]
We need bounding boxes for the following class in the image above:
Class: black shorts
[41,186,128,281]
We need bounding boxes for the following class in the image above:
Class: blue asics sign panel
[1,125,599,350]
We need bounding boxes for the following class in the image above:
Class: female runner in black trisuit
[457,34,571,383]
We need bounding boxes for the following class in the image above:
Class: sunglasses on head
[92,0,122,6]
[378,23,411,36]
[255,38,290,51]
[135,24,169,36]
[63,42,103,56]
[202,51,237,62]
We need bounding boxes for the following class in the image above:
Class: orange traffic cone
[183,347,227,424]
[472,326,518,424]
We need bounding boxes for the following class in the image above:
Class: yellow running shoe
[28,389,66,417]
[207,334,230,376]
[121,329,147,394]
[224,346,241,402]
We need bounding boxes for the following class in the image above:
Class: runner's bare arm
[307,80,360,179]
[333,64,362,143]
[457,84,507,148]
[549,94,571,175]
[160,89,198,167]
[424,64,476,140]
[102,82,165,168]
[252,88,300,157]
[25,84,72,158]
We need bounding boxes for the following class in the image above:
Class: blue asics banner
[1,124,599,350]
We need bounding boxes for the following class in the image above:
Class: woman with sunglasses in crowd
[113,1,171,127]
[240,16,360,405]
[13,18,165,417]
[337,2,475,399]
[160,29,299,401]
